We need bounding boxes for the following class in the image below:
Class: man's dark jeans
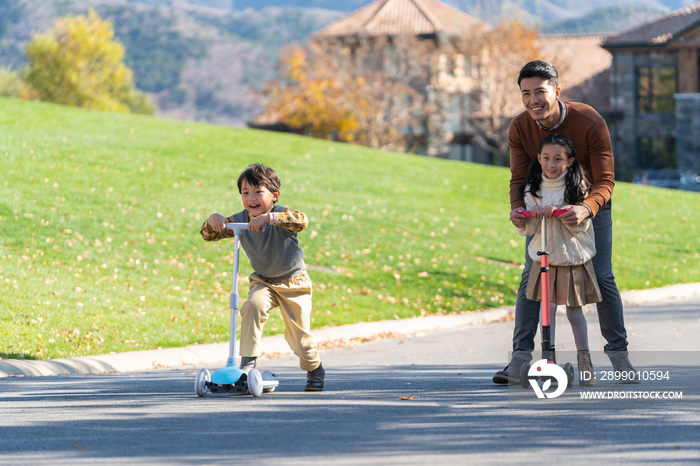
[512,200,629,355]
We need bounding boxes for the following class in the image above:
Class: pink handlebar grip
[520,208,570,218]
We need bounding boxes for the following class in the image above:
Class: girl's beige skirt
[526,260,602,306]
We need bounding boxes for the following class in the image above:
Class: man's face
[520,77,561,128]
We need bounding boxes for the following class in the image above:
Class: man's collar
[536,100,567,131]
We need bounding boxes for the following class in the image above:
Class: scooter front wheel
[195,368,210,397]
[248,368,263,397]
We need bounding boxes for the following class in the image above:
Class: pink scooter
[518,209,574,389]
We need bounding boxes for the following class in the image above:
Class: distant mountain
[1,0,697,128]
[540,5,666,34]
[0,0,343,126]
[118,0,698,22]
[231,0,694,24]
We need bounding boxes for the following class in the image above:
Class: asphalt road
[1,297,699,465]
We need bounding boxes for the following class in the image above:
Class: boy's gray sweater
[233,205,305,281]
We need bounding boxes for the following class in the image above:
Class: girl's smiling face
[538,143,574,179]
[240,179,279,217]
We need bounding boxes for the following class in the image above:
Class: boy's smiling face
[240,179,279,217]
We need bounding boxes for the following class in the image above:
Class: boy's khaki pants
[239,270,321,372]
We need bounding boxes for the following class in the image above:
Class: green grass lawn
[1,97,699,360]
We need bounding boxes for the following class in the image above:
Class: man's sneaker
[305,363,325,391]
[605,350,640,384]
[492,354,531,385]
[239,356,257,374]
[577,350,596,386]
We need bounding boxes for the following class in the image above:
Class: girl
[517,134,601,386]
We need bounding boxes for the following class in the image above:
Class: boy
[200,163,325,391]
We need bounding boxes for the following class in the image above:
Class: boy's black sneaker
[305,363,325,391]
[239,356,257,374]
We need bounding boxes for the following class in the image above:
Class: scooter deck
[206,371,278,395]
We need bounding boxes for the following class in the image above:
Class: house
[250,0,616,168]
[311,0,483,159]
[603,2,700,181]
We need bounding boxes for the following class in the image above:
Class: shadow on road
[1,363,699,464]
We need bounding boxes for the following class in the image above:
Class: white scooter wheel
[261,370,277,393]
[248,368,263,397]
[195,368,210,397]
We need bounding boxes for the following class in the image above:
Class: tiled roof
[538,34,611,92]
[314,0,481,38]
[538,34,612,112]
[604,1,700,48]
[473,34,613,119]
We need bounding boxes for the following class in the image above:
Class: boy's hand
[248,213,271,233]
[208,213,227,233]
[529,205,544,218]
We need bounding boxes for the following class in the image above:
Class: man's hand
[208,213,226,233]
[559,205,590,225]
[248,213,271,233]
[510,207,527,228]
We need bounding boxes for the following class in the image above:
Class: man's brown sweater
[508,101,615,216]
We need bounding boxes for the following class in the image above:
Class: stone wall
[608,51,678,180]
[675,93,700,174]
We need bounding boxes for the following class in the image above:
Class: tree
[23,9,154,115]
[263,35,433,151]
[0,67,34,100]
[461,21,540,166]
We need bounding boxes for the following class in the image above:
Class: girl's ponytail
[564,159,591,205]
[519,157,543,199]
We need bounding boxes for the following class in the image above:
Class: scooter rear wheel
[564,362,574,389]
[261,370,278,393]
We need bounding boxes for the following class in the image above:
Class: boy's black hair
[518,60,559,88]
[237,163,281,200]
[518,134,590,206]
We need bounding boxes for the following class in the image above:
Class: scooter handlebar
[224,223,249,235]
[520,208,570,218]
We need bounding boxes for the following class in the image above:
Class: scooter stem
[225,223,249,363]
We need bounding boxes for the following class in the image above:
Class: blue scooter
[195,223,279,397]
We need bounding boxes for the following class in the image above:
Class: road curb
[2,282,699,378]
[0,307,513,378]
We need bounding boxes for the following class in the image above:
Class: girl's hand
[530,205,544,219]
[208,213,226,233]
[248,213,271,233]
[543,205,556,218]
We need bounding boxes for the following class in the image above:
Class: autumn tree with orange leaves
[263,35,434,151]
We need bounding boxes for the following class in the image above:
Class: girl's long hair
[518,134,591,205]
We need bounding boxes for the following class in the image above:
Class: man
[493,60,639,385]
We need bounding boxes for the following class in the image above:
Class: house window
[637,66,677,113]
[638,137,676,169]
